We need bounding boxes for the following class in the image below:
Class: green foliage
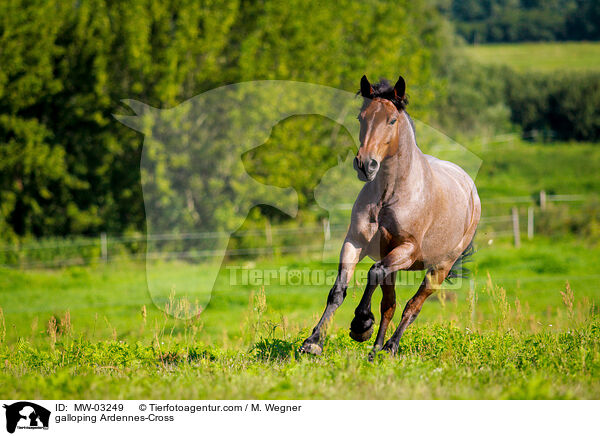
[0,0,447,240]
[436,53,600,141]
[506,71,600,141]
[0,1,71,240]
[441,0,600,43]
[434,58,513,135]
[536,198,600,240]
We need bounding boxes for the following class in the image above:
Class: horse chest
[372,204,401,231]
[361,205,400,243]
[368,206,378,224]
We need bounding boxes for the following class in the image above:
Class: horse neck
[374,111,426,202]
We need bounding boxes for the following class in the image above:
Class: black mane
[360,79,409,111]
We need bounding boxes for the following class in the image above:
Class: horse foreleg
[350,242,415,342]
[382,266,450,355]
[372,271,397,351]
[299,239,363,355]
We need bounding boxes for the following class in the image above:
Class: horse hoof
[299,342,322,356]
[349,313,374,342]
[349,325,374,342]
[382,342,398,356]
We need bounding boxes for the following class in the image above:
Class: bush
[434,58,515,136]
[507,72,600,141]
[435,59,600,141]
[536,197,600,241]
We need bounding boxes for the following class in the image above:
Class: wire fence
[0,192,592,269]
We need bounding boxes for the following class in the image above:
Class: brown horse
[300,75,481,357]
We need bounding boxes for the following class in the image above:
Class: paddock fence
[0,191,592,269]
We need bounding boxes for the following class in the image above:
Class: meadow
[1,236,599,399]
[1,139,599,399]
[2,1,600,403]
[464,41,600,71]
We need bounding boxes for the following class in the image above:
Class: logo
[115,81,482,318]
[2,402,50,434]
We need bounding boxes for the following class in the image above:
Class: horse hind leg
[382,265,451,355]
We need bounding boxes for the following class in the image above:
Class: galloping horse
[300,75,481,357]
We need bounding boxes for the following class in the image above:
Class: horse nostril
[368,159,379,170]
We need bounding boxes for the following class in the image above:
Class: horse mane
[360,79,409,112]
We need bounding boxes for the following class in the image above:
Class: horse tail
[445,239,475,283]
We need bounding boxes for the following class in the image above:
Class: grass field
[1,236,599,399]
[474,140,600,197]
[464,41,600,71]
[1,139,599,399]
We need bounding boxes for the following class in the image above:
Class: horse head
[354,75,408,181]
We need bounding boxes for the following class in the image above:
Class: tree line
[0,0,447,240]
[439,0,600,43]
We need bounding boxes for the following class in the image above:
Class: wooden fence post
[265,219,273,256]
[527,206,534,240]
[100,232,108,263]
[540,190,547,211]
[512,207,521,248]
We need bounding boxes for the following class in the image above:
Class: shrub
[507,71,600,141]
[536,197,600,241]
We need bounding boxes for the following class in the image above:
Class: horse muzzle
[354,156,379,182]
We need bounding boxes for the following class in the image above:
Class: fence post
[265,219,273,256]
[540,190,546,211]
[100,232,108,263]
[527,206,534,240]
[512,207,521,248]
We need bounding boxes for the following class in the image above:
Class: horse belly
[420,166,480,265]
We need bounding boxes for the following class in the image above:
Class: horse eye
[390,119,397,125]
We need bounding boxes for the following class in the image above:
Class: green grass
[473,140,600,198]
[2,324,598,399]
[464,42,600,72]
[1,237,599,399]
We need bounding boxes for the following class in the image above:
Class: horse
[300,75,481,357]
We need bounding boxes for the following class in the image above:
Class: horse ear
[393,76,406,100]
[360,75,373,98]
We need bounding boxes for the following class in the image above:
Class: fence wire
[0,195,591,269]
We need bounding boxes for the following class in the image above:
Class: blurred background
[1,0,599,255]
[1,0,599,342]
